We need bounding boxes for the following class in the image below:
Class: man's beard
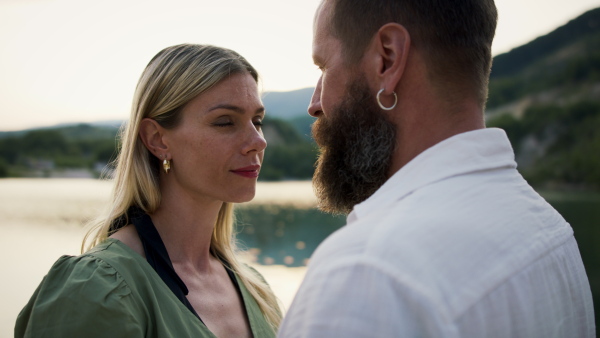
[312,78,396,214]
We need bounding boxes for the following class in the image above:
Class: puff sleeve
[15,254,146,338]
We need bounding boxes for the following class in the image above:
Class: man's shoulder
[365,172,573,266]
[311,171,577,311]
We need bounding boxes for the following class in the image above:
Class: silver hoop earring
[377,89,398,111]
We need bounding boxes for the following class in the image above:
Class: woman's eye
[253,120,263,129]
[213,122,233,127]
[213,118,233,127]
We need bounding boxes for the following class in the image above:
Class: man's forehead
[312,31,331,66]
[313,0,333,38]
[312,0,333,61]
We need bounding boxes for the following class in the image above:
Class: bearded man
[278,0,595,337]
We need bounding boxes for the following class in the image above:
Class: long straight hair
[83,44,281,330]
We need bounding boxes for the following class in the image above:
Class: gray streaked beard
[312,78,396,214]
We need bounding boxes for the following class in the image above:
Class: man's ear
[368,23,411,94]
[139,118,169,159]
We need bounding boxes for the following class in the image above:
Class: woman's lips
[230,165,260,178]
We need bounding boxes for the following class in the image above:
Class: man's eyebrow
[208,104,265,115]
[313,55,324,66]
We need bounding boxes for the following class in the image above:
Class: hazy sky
[1,0,599,131]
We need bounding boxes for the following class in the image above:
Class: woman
[15,44,281,337]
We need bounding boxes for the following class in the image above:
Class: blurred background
[1,0,599,336]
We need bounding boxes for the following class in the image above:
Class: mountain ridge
[491,7,600,79]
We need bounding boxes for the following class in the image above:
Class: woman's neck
[150,185,223,272]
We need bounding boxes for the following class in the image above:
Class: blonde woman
[16,44,281,337]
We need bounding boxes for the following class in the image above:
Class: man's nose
[308,75,323,117]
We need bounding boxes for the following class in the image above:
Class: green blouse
[15,239,276,337]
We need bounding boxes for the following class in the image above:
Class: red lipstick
[230,165,260,178]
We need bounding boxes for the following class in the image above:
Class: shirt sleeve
[278,258,449,338]
[15,254,146,338]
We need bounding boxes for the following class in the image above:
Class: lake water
[235,205,346,266]
[1,179,599,335]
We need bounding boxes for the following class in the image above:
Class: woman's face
[164,72,266,204]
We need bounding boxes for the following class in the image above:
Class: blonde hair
[83,44,281,330]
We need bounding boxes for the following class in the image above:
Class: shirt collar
[347,128,517,223]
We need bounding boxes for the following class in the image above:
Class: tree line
[0,119,318,180]
[0,127,117,177]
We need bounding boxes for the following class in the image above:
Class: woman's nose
[243,124,267,154]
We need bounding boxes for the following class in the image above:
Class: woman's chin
[227,190,256,204]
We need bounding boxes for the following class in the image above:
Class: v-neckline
[126,209,252,333]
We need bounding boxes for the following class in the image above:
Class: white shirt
[279,128,595,338]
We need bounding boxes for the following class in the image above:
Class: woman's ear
[139,118,169,159]
[371,23,411,94]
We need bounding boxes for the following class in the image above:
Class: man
[278,0,595,337]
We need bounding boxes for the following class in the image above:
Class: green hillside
[259,118,317,180]
[486,7,600,190]
[490,7,600,80]
[488,6,600,111]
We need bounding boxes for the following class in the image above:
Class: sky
[0,0,599,131]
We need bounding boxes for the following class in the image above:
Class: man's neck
[386,96,484,178]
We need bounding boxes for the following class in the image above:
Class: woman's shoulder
[43,238,152,299]
[15,239,147,337]
[108,224,146,258]
[40,239,135,285]
[43,240,138,306]
[56,238,143,281]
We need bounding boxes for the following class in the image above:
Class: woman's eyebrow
[208,104,265,115]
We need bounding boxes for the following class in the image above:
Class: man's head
[323,0,497,106]
[310,0,498,214]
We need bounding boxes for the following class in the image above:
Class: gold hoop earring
[163,159,171,174]
[377,89,398,111]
